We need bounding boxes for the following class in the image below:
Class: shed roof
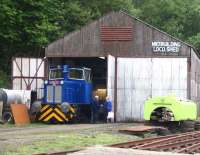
[45,11,196,58]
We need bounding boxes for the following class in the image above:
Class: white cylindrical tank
[0,89,31,109]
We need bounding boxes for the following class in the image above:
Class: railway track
[34,131,200,155]
[110,131,200,154]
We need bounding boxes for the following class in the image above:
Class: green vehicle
[144,96,197,122]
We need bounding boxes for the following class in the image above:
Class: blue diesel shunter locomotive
[38,65,92,123]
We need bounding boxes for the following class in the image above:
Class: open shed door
[116,58,187,122]
[107,55,115,107]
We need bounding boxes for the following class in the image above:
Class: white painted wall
[12,58,45,93]
[191,49,200,115]
[107,55,115,107]
[117,58,188,121]
[152,58,187,98]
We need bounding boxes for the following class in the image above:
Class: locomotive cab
[39,65,92,123]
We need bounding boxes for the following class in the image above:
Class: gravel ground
[0,123,142,153]
[0,123,140,137]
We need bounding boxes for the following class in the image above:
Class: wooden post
[114,56,118,122]
[0,101,3,122]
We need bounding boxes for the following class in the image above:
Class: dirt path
[0,123,140,151]
[0,123,138,136]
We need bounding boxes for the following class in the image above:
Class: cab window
[49,69,63,79]
[69,69,84,79]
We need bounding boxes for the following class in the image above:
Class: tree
[134,0,200,50]
[0,0,200,88]
[0,0,139,88]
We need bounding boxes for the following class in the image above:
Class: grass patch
[0,123,46,129]
[3,133,135,155]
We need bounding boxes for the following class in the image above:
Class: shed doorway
[48,57,110,122]
[48,57,107,97]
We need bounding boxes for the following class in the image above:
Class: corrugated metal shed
[45,11,200,121]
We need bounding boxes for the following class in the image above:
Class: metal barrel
[0,89,7,105]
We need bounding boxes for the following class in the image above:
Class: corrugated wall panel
[152,58,187,98]
[191,49,200,115]
[117,58,152,121]
[117,58,187,121]
[117,60,125,121]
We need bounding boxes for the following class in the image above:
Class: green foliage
[188,33,200,51]
[0,0,200,88]
[79,0,139,17]
[3,133,135,155]
[0,70,9,88]
[135,0,200,45]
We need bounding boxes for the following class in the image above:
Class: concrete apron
[68,146,189,155]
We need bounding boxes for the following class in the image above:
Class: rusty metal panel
[11,104,30,125]
[100,26,132,41]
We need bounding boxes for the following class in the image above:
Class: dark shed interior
[48,57,107,92]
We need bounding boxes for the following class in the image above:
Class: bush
[0,70,9,88]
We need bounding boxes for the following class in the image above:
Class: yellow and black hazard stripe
[38,104,75,123]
